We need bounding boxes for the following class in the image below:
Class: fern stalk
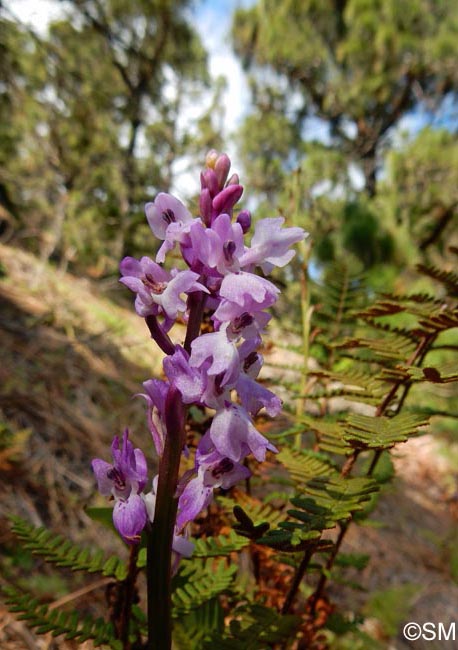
[116,545,139,649]
[290,169,313,450]
[281,546,315,614]
[295,255,314,450]
[307,332,438,610]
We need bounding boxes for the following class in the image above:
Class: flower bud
[212,184,243,218]
[205,149,219,169]
[199,188,212,226]
[226,173,239,186]
[201,169,219,197]
[236,210,251,234]
[215,154,231,189]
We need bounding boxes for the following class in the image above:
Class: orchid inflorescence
[92,150,305,557]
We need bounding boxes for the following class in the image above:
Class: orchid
[120,256,207,326]
[145,193,197,263]
[92,430,148,544]
[92,150,306,559]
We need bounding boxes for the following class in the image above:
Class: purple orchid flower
[107,149,306,555]
[120,256,207,327]
[212,273,279,330]
[176,435,250,529]
[145,193,198,263]
[210,404,278,463]
[189,213,244,275]
[189,326,240,386]
[239,217,305,273]
[92,430,148,544]
[163,346,206,404]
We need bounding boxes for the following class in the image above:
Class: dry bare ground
[1,243,457,649]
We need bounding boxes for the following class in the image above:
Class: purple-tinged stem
[145,314,175,355]
[147,386,186,650]
[184,291,207,354]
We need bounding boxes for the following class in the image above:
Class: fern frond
[2,586,118,648]
[174,598,224,648]
[357,293,443,320]
[335,334,416,361]
[312,262,368,348]
[288,475,378,530]
[218,493,285,528]
[417,263,458,296]
[278,447,336,486]
[401,362,458,384]
[202,603,299,649]
[191,531,249,557]
[418,307,458,334]
[9,516,127,580]
[298,415,354,456]
[359,318,419,343]
[308,369,386,403]
[172,559,237,617]
[343,412,429,450]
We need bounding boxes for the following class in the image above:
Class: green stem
[292,170,312,450]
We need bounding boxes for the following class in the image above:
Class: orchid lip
[162,208,176,224]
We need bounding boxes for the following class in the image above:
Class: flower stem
[145,314,175,355]
[147,386,186,650]
[184,290,206,354]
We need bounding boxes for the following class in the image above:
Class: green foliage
[191,530,250,557]
[171,559,237,617]
[219,493,286,529]
[202,603,299,650]
[287,475,378,531]
[277,447,337,484]
[313,262,369,347]
[9,516,127,580]
[174,598,224,649]
[343,412,430,450]
[381,129,458,254]
[0,0,222,273]
[232,2,458,277]
[2,586,119,648]
[417,260,458,297]
[334,552,370,570]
